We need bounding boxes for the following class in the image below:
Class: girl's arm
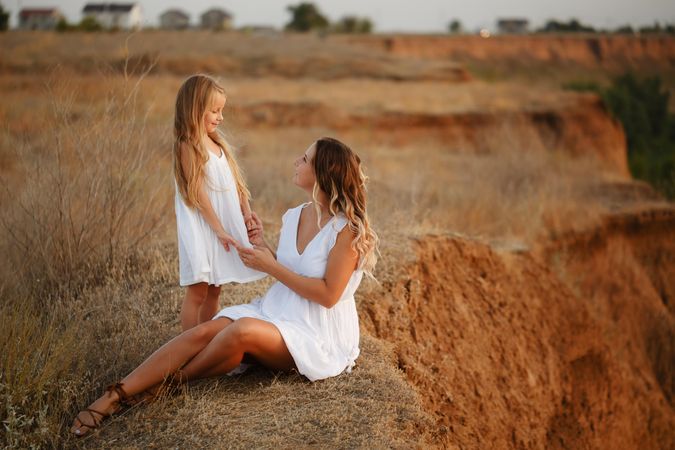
[246,212,276,258]
[240,195,253,222]
[180,144,237,250]
[236,227,358,309]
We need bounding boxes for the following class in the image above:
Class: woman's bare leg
[70,317,233,435]
[181,283,209,331]
[199,285,221,324]
[181,317,296,380]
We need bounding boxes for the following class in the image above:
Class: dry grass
[0,68,169,299]
[0,33,655,448]
[74,334,432,449]
[0,31,465,82]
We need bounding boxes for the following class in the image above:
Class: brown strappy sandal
[72,408,108,437]
[71,382,131,438]
[105,382,133,408]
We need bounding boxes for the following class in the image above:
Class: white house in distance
[82,3,143,30]
[18,8,64,30]
[160,9,189,30]
[200,8,232,30]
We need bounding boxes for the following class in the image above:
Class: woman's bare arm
[236,227,358,309]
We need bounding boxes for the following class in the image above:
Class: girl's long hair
[312,137,379,275]
[173,74,250,209]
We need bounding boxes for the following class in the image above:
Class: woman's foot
[70,388,122,437]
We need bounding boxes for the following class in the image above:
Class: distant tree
[448,19,462,34]
[0,3,9,31]
[333,15,373,34]
[56,18,74,32]
[614,24,634,34]
[639,22,662,34]
[78,16,102,32]
[285,2,329,32]
[638,22,675,34]
[537,18,595,33]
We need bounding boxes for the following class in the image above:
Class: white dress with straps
[214,203,363,382]
[175,150,265,287]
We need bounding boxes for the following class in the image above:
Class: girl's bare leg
[199,285,221,324]
[181,317,296,380]
[181,283,208,331]
[70,317,233,435]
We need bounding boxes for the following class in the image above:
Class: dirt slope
[234,94,628,175]
[345,35,675,70]
[359,206,675,448]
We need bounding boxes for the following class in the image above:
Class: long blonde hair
[173,74,250,209]
[312,137,379,274]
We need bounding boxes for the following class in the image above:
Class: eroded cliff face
[345,35,675,70]
[234,93,629,176]
[358,206,675,449]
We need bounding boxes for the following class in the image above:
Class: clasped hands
[219,211,275,273]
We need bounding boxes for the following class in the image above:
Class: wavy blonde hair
[312,137,379,274]
[173,74,250,209]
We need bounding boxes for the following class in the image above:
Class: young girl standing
[173,74,264,331]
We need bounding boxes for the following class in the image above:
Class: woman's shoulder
[331,211,349,230]
[282,203,309,222]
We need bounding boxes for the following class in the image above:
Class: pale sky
[6,0,675,31]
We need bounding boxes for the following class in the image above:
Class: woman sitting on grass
[70,137,378,437]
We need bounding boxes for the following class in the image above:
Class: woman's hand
[236,244,276,273]
[216,231,238,252]
[246,211,265,247]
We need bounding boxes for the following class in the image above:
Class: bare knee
[187,318,228,343]
[229,318,259,349]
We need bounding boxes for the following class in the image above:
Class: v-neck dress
[175,149,265,287]
[214,203,363,382]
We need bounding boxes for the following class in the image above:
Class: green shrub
[78,16,102,32]
[564,73,675,198]
[602,74,675,198]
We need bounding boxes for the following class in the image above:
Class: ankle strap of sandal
[105,382,132,408]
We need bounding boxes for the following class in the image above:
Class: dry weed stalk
[1,59,168,299]
[0,55,173,448]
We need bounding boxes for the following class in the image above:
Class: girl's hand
[243,212,254,231]
[246,211,265,246]
[236,244,275,273]
[217,231,237,252]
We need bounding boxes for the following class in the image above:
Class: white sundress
[214,203,363,382]
[175,149,265,287]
